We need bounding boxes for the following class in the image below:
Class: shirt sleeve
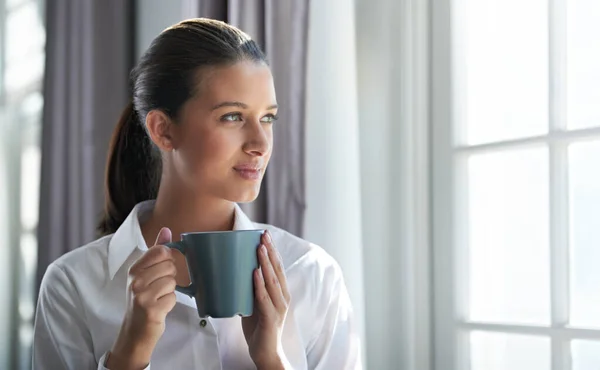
[306,262,362,370]
[97,353,150,370]
[32,263,147,370]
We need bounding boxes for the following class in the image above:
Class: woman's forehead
[193,61,277,108]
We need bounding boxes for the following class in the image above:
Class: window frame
[432,0,600,369]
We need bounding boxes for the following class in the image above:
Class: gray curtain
[37,0,134,290]
[195,0,309,237]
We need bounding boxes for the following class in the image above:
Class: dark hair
[98,18,267,235]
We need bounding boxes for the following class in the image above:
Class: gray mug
[166,229,263,318]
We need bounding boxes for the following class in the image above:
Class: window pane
[7,0,27,10]
[566,0,600,129]
[18,234,36,319]
[470,331,550,370]
[456,0,549,145]
[18,233,36,370]
[569,141,600,328]
[572,340,600,370]
[5,53,45,93]
[467,148,550,325]
[20,145,40,231]
[5,2,45,63]
[19,92,44,121]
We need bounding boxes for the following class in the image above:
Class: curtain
[303,0,367,366]
[36,0,135,291]
[189,0,309,237]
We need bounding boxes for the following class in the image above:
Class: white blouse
[32,201,361,369]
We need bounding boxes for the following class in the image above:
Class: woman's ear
[145,110,176,151]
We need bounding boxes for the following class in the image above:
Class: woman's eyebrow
[211,101,279,110]
[211,101,248,110]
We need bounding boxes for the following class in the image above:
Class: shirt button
[200,319,207,328]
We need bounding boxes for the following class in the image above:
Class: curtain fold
[303,0,367,366]
[36,0,135,291]
[192,0,309,237]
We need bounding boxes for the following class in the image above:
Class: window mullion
[549,0,570,368]
[550,143,571,370]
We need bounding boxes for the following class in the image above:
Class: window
[0,0,45,369]
[432,0,600,369]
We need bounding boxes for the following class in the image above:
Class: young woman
[33,18,360,370]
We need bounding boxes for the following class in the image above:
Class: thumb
[154,227,172,246]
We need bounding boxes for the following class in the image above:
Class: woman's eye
[221,113,243,122]
[261,114,279,123]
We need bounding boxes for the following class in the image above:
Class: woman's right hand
[106,227,177,370]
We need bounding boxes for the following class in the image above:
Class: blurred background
[1,0,599,369]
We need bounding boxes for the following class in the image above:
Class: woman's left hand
[242,231,291,370]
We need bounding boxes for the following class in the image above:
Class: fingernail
[264,231,272,244]
[261,244,268,255]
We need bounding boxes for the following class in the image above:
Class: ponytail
[97,102,162,235]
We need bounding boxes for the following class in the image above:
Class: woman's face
[157,61,277,203]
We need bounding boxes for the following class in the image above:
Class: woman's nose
[243,120,271,156]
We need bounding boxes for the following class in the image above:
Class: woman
[33,18,360,370]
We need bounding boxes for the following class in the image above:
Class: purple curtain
[36,0,135,291]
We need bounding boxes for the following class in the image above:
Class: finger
[264,232,290,302]
[154,227,172,246]
[253,267,276,316]
[258,244,287,310]
[130,245,173,273]
[144,275,177,301]
[131,260,177,293]
[261,230,270,245]
[155,291,177,313]
[134,276,175,307]
[139,292,176,324]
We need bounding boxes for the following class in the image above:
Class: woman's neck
[141,184,236,245]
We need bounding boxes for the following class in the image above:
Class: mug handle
[165,241,197,298]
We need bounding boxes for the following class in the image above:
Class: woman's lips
[233,166,262,180]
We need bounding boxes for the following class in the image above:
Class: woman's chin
[226,187,261,204]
